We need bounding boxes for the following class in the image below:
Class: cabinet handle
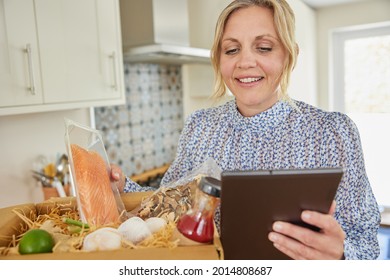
[25,44,36,95]
[110,52,118,91]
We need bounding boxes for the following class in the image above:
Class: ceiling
[301,0,370,8]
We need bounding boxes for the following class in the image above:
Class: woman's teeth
[238,77,262,83]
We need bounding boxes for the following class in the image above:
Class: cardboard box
[0,192,223,260]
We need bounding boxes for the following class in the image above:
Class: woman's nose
[237,49,256,69]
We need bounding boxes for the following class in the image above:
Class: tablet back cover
[220,168,343,260]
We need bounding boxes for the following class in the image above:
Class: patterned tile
[94,63,183,176]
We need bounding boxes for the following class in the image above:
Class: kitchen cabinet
[0,0,43,108]
[0,0,125,116]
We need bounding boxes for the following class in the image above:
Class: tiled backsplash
[94,63,183,176]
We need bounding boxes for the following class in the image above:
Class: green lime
[18,229,54,255]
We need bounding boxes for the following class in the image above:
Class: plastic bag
[134,158,222,222]
[64,118,127,226]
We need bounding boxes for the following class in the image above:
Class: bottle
[176,176,221,243]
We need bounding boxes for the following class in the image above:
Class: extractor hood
[119,0,211,64]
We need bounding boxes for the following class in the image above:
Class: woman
[113,0,380,260]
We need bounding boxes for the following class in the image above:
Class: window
[331,22,390,207]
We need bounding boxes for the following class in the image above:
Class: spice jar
[176,176,221,243]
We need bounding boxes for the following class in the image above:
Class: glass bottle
[176,176,221,243]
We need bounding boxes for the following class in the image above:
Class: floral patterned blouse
[124,99,380,260]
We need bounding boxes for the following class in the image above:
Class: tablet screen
[220,168,344,260]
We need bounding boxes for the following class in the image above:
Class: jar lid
[199,176,221,197]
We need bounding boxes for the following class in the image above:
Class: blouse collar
[227,99,294,131]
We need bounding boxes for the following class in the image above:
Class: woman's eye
[258,47,272,52]
[225,48,239,55]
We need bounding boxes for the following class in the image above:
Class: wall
[183,0,234,117]
[288,0,317,105]
[0,109,91,208]
[94,63,184,177]
[317,0,390,109]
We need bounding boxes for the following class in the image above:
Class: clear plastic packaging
[64,118,126,226]
[160,158,222,189]
[134,158,222,222]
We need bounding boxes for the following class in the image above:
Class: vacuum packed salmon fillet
[71,144,120,225]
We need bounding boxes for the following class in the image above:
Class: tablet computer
[220,167,344,260]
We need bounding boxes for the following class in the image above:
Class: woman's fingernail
[113,172,120,179]
[273,222,283,231]
[269,233,278,242]
[302,211,311,220]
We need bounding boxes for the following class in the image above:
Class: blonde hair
[211,0,298,101]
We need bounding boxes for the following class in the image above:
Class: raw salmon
[71,144,120,225]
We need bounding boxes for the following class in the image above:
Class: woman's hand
[110,164,126,193]
[268,200,345,259]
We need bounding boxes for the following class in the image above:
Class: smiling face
[220,6,287,117]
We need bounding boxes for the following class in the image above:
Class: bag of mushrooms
[133,158,222,223]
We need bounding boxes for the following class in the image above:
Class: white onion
[117,216,152,244]
[82,227,122,251]
[145,217,167,233]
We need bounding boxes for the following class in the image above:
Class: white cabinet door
[0,0,124,115]
[0,0,43,107]
[96,0,124,98]
[34,0,123,103]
